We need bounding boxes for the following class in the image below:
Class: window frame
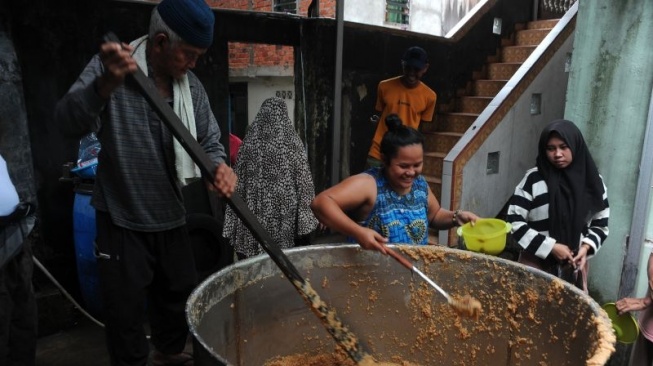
[385,0,410,26]
[273,0,297,14]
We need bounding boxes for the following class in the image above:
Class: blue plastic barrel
[73,190,103,318]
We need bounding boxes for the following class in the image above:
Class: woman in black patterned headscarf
[222,97,319,259]
[506,119,609,291]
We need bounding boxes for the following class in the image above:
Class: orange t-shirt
[368,76,436,160]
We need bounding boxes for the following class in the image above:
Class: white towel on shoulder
[130,35,201,186]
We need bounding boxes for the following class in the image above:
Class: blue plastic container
[73,191,103,318]
[70,158,98,179]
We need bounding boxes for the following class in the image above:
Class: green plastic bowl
[602,302,639,344]
[457,218,511,256]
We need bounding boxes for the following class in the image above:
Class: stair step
[423,151,446,177]
[420,18,559,215]
[502,45,537,63]
[423,132,463,154]
[457,96,493,114]
[473,79,507,97]
[425,112,477,134]
[455,85,470,97]
[500,37,515,47]
[487,62,521,80]
[423,175,442,184]
[471,68,487,80]
[436,100,456,113]
[424,151,446,158]
[527,19,559,30]
[423,174,442,201]
[516,28,551,46]
[486,53,501,64]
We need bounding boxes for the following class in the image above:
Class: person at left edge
[0,154,37,366]
[54,0,237,365]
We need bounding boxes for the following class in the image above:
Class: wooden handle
[386,247,414,271]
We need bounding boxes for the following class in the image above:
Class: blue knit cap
[157,0,215,48]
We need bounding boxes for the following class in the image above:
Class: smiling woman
[311,115,479,253]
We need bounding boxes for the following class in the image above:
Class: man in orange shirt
[367,46,437,167]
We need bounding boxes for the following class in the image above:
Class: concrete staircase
[421,18,560,203]
[422,19,560,244]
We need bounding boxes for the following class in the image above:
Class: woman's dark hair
[380,114,424,164]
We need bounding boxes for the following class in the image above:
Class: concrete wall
[400,0,443,35]
[637,193,653,297]
[233,76,295,126]
[459,35,574,217]
[343,0,386,28]
[344,0,484,37]
[442,0,483,36]
[565,0,653,303]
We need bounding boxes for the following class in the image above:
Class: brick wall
[208,0,337,16]
[208,0,337,72]
[315,0,336,17]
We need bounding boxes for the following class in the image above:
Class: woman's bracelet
[452,209,461,227]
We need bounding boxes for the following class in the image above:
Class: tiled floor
[36,313,110,366]
[36,314,193,366]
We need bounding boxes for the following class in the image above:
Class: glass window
[386,0,410,25]
[274,0,297,14]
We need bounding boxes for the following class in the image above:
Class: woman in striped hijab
[506,119,609,291]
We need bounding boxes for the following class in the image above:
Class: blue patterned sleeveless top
[360,167,429,245]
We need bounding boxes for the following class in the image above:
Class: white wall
[344,0,449,37]
[633,177,653,298]
[245,76,296,126]
[343,0,386,28]
[565,0,653,302]
[409,1,443,36]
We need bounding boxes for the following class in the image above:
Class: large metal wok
[186,244,616,366]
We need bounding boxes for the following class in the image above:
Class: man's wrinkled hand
[209,163,237,197]
[96,41,137,99]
